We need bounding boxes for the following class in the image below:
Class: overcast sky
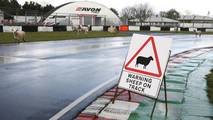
[17,0,213,16]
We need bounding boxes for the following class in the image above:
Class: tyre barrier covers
[161,27,170,31]
[3,26,22,32]
[129,26,140,31]
[0,26,3,32]
[119,25,129,31]
[38,26,53,32]
[103,26,110,31]
[22,25,38,32]
[91,26,104,31]
[180,27,189,31]
[140,26,150,31]
[53,25,67,31]
[197,28,206,32]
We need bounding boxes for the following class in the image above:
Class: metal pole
[151,50,171,118]
[163,75,168,117]
[128,91,131,102]
[163,50,171,117]
[151,90,160,118]
[112,86,118,104]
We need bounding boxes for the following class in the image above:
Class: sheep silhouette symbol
[135,56,154,69]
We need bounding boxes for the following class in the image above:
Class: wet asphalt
[0,34,213,120]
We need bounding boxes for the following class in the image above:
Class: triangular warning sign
[125,36,162,77]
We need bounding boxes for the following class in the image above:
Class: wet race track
[0,34,213,120]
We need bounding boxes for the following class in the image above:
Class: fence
[0,25,213,33]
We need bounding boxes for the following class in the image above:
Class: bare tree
[159,11,167,17]
[121,3,153,25]
[120,6,136,25]
[135,3,153,26]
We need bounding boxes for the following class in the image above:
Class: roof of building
[146,16,179,23]
[178,15,213,21]
[130,16,179,23]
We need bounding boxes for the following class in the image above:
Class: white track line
[49,75,119,120]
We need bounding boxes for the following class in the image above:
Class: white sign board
[118,34,172,98]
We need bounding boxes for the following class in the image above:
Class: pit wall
[0,25,211,32]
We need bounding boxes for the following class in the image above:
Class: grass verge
[0,31,129,44]
[206,69,213,103]
[2,31,213,44]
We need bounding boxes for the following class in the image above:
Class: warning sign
[118,34,172,98]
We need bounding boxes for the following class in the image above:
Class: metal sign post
[151,50,171,118]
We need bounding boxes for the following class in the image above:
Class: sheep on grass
[73,25,89,34]
[12,29,26,43]
[108,26,117,33]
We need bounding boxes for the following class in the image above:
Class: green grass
[0,31,129,44]
[2,31,213,44]
[206,69,213,103]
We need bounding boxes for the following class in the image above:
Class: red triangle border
[124,36,162,78]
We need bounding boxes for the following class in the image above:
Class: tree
[10,0,21,9]
[0,0,10,8]
[166,9,180,20]
[135,3,153,25]
[110,8,119,16]
[42,4,54,14]
[160,9,180,20]
[120,6,136,25]
[9,0,21,15]
[121,7,137,19]
[159,11,167,17]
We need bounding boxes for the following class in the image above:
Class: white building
[43,1,121,26]
[178,15,213,31]
[130,16,179,27]
[13,16,42,24]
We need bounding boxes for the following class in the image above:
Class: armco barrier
[129,26,140,31]
[3,26,22,32]
[92,26,103,31]
[22,25,38,32]
[53,25,67,31]
[38,26,53,32]
[0,25,3,32]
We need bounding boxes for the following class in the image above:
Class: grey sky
[17,0,213,16]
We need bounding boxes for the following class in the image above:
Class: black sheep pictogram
[135,56,153,69]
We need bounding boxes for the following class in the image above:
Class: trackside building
[42,1,121,26]
[179,15,213,32]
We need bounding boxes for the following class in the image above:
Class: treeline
[120,3,180,25]
[0,0,54,19]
